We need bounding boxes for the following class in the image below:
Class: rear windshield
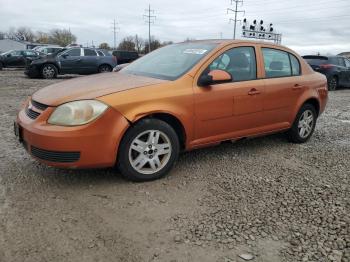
[303,56,328,65]
[303,56,338,65]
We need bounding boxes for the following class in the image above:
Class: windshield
[121,42,217,80]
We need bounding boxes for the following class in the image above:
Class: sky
[0,0,349,55]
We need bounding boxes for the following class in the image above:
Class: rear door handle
[292,84,303,90]
[248,88,261,95]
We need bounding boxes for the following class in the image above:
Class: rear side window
[262,48,291,78]
[345,59,350,68]
[84,49,97,56]
[208,46,257,82]
[65,49,81,56]
[289,54,301,76]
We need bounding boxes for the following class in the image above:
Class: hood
[32,72,168,106]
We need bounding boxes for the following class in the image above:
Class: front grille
[25,107,40,119]
[31,146,80,163]
[31,100,49,111]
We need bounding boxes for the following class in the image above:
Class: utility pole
[111,19,120,50]
[227,0,245,39]
[144,4,156,53]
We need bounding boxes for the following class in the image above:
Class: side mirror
[198,69,232,87]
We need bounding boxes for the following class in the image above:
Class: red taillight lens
[320,64,334,69]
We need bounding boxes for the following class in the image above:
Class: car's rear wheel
[117,119,179,182]
[98,64,112,73]
[41,64,57,79]
[328,76,338,91]
[288,104,317,143]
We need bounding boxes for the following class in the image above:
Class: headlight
[48,100,108,126]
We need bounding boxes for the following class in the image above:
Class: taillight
[320,64,334,69]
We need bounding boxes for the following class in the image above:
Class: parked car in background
[112,50,139,64]
[0,50,43,70]
[303,55,350,90]
[25,48,117,79]
[33,46,63,55]
[16,40,328,181]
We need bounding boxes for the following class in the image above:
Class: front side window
[97,50,104,56]
[337,57,345,67]
[122,43,217,80]
[262,48,291,78]
[208,46,257,82]
[65,48,81,56]
[11,50,22,56]
[84,49,97,56]
[345,59,350,68]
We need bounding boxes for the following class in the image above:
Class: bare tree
[16,27,35,42]
[143,37,161,54]
[134,34,144,54]
[35,31,50,44]
[99,43,110,50]
[117,36,136,51]
[48,29,77,46]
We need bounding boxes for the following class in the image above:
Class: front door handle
[248,88,261,95]
[292,84,303,90]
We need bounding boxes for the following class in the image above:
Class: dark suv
[303,55,350,90]
[0,50,43,70]
[112,50,139,64]
[25,48,117,79]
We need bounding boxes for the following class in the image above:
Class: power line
[111,19,120,50]
[227,0,245,39]
[143,4,156,53]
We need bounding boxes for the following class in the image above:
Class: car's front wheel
[118,119,180,182]
[288,103,317,143]
[41,64,57,79]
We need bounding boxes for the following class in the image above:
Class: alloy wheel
[42,65,55,78]
[128,130,172,175]
[297,110,314,138]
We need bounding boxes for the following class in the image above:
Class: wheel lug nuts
[154,149,157,152]
[149,155,153,159]
[144,151,147,155]
[148,145,152,149]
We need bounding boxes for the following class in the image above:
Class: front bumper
[24,65,40,78]
[16,101,130,168]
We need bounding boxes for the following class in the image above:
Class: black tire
[327,76,338,91]
[288,103,317,143]
[41,64,58,79]
[98,64,112,73]
[0,62,3,70]
[117,118,180,182]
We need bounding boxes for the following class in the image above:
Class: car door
[344,58,350,87]
[260,47,304,128]
[6,50,24,67]
[81,48,99,73]
[58,48,82,73]
[23,50,39,66]
[336,57,349,87]
[193,45,265,143]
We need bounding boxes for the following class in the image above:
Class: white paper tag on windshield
[183,49,208,55]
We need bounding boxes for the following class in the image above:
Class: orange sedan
[15,40,328,181]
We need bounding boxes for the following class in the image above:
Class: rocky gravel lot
[0,69,349,262]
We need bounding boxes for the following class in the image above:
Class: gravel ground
[0,69,349,262]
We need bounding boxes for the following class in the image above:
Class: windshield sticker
[183,49,208,55]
